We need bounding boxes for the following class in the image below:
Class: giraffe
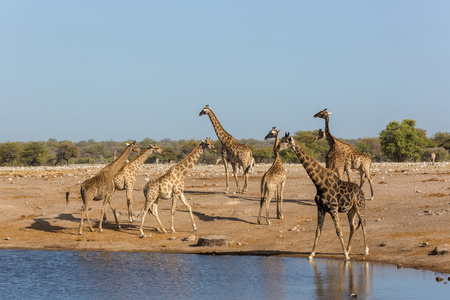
[139,138,216,237]
[77,141,141,235]
[199,105,253,193]
[113,143,165,222]
[314,109,374,200]
[257,127,287,225]
[277,132,368,261]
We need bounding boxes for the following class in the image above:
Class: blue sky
[1,1,449,142]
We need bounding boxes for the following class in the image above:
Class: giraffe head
[264,127,280,140]
[151,143,165,156]
[199,105,212,116]
[313,108,332,120]
[127,140,141,154]
[201,137,217,152]
[313,129,324,142]
[277,132,295,152]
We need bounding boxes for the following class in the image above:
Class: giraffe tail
[65,183,82,205]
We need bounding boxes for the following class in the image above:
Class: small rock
[436,276,444,282]
[350,293,358,298]
[415,190,421,193]
[397,264,403,269]
[421,242,431,247]
[379,243,387,247]
[168,236,177,241]
[182,235,196,242]
[5,237,10,240]
[197,235,228,247]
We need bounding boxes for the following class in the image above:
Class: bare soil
[1,162,449,274]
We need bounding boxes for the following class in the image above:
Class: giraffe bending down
[78,141,141,235]
[139,138,216,237]
[314,109,374,200]
[114,144,165,222]
[257,127,287,224]
[199,105,253,193]
[278,132,368,261]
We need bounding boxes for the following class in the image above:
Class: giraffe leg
[126,184,135,222]
[139,208,149,238]
[179,192,197,232]
[98,193,113,233]
[264,189,275,225]
[170,195,178,233]
[149,200,167,233]
[346,166,352,182]
[257,181,266,224]
[78,188,94,235]
[346,207,357,253]
[232,164,240,193]
[277,181,285,220]
[330,211,350,261]
[107,200,121,229]
[78,205,88,235]
[223,157,230,194]
[309,208,326,260]
[242,168,249,193]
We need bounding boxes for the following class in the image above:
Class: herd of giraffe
[72,105,373,261]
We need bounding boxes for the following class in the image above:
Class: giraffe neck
[126,147,154,172]
[207,111,235,145]
[273,133,279,154]
[291,138,334,189]
[273,133,282,163]
[173,144,204,177]
[324,116,336,148]
[104,146,133,176]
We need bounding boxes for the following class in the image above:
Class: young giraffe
[113,144,165,222]
[199,105,253,193]
[314,109,374,200]
[257,127,287,225]
[139,138,216,237]
[78,141,141,235]
[278,132,368,261]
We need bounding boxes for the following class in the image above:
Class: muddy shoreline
[1,162,449,274]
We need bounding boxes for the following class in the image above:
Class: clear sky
[1,1,449,143]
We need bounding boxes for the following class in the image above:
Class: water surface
[0,250,448,299]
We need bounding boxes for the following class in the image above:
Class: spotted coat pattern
[199,105,253,193]
[314,109,374,200]
[257,127,287,224]
[114,144,164,222]
[139,138,216,237]
[78,141,141,235]
[277,133,368,261]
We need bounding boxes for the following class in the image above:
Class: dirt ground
[1,162,449,274]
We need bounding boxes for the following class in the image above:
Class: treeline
[0,122,449,167]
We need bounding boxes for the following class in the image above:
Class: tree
[293,130,329,162]
[21,142,49,166]
[379,119,429,162]
[355,138,382,161]
[55,142,79,165]
[0,142,22,166]
[431,132,450,150]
